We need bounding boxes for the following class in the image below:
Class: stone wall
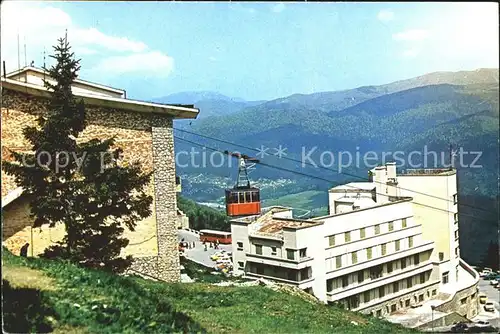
[434,283,479,319]
[360,281,441,317]
[1,88,180,282]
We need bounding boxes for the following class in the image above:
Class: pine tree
[2,35,152,273]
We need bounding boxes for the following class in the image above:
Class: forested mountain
[172,68,499,264]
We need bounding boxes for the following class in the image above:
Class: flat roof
[199,229,231,235]
[400,168,456,176]
[6,66,125,94]
[329,182,375,192]
[1,77,199,119]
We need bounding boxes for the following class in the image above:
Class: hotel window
[255,244,263,255]
[352,251,358,264]
[328,235,335,247]
[401,258,407,269]
[237,242,243,251]
[438,252,444,261]
[375,224,380,235]
[405,299,410,307]
[367,247,373,260]
[327,279,333,291]
[393,282,399,293]
[402,218,407,228]
[238,261,244,269]
[287,249,295,260]
[342,276,349,288]
[388,221,394,231]
[360,228,366,239]
[387,262,393,274]
[408,236,414,248]
[420,273,426,284]
[271,247,277,256]
[455,247,459,257]
[432,289,437,296]
[453,193,458,205]
[378,286,385,298]
[336,256,342,268]
[442,271,449,284]
[299,248,307,259]
[454,213,458,224]
[413,254,420,265]
[454,231,459,240]
[370,265,383,279]
[460,297,467,305]
[390,304,397,313]
[381,243,387,256]
[358,271,364,283]
[345,231,351,243]
[406,277,413,288]
[376,309,382,317]
[395,240,400,251]
[364,291,371,303]
[419,294,424,302]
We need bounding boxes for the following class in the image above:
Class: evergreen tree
[2,35,152,273]
[481,241,500,271]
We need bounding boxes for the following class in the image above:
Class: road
[178,229,232,268]
[473,277,500,328]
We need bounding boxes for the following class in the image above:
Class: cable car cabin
[199,229,232,244]
[225,187,261,217]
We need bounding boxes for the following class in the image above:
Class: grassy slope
[2,249,417,333]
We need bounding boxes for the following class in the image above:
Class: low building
[231,162,479,322]
[1,66,199,282]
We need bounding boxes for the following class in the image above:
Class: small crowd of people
[203,239,220,251]
[180,238,222,252]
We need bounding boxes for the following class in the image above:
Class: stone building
[1,66,199,282]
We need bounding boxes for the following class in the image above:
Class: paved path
[472,278,500,328]
[178,230,232,268]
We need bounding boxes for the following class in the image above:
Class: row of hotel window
[238,242,308,260]
[327,236,417,270]
[333,271,432,310]
[368,286,473,317]
[327,218,409,247]
[327,254,424,292]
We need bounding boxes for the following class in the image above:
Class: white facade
[6,67,126,98]
[231,163,477,319]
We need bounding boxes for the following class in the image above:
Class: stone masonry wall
[1,89,180,282]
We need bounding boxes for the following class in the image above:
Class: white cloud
[402,48,419,58]
[0,2,173,78]
[229,3,256,15]
[91,51,174,77]
[377,10,394,22]
[392,29,429,41]
[271,3,286,13]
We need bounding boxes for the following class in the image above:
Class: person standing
[20,243,30,257]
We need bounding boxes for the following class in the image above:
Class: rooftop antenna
[43,47,46,81]
[449,144,457,170]
[17,32,20,71]
[24,37,27,67]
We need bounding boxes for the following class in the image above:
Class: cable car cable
[174,135,497,225]
[174,127,494,215]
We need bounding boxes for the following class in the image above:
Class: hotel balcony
[325,241,434,280]
[327,261,435,302]
[246,252,313,270]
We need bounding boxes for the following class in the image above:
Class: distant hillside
[174,68,499,265]
[154,91,266,120]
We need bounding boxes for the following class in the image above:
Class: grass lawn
[2,248,417,333]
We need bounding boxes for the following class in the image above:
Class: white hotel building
[231,163,479,320]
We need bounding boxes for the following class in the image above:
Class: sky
[1,1,498,101]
